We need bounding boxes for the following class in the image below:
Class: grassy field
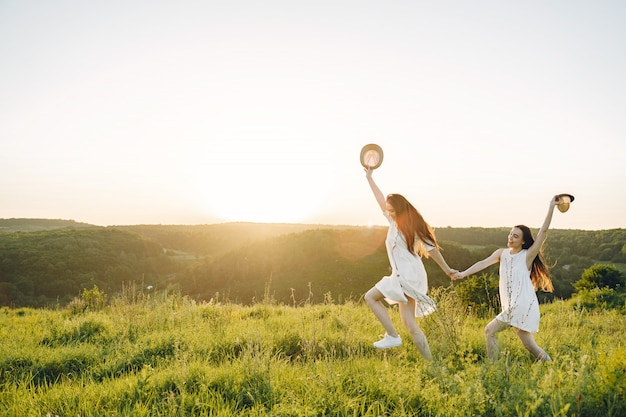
[1,286,624,417]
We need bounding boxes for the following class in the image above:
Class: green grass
[1,288,624,417]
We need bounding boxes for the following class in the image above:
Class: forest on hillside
[0,219,624,307]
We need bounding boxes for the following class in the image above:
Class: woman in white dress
[364,168,456,360]
[453,196,559,362]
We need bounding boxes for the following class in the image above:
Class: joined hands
[447,269,463,281]
[448,270,464,281]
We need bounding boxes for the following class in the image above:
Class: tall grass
[0,286,624,416]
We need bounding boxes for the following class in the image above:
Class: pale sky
[1,1,625,230]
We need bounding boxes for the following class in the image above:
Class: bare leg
[513,327,552,362]
[399,298,432,360]
[485,318,509,361]
[364,287,399,337]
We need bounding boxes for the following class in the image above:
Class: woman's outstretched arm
[454,248,503,280]
[365,168,387,213]
[526,195,559,268]
[428,247,456,276]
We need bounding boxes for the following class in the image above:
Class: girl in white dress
[453,196,559,362]
[364,168,456,360]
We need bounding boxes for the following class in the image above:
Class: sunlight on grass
[0,289,624,416]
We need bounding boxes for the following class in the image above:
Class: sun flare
[196,153,333,224]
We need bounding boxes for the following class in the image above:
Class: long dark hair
[516,224,554,292]
[387,194,438,258]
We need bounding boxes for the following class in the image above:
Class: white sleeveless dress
[374,214,436,317]
[497,248,540,333]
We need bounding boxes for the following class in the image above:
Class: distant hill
[0,219,623,307]
[115,223,366,257]
[0,227,178,307]
[0,218,95,232]
[175,228,475,305]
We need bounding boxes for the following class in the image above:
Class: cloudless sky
[1,1,625,231]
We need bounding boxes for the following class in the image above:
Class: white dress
[496,248,540,333]
[374,214,436,317]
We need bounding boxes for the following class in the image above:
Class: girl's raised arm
[526,196,559,268]
[365,168,387,214]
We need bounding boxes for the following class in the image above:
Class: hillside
[0,219,624,307]
[176,228,476,304]
[0,218,94,232]
[115,222,363,257]
[0,227,178,306]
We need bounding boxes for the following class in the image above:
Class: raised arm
[526,195,559,268]
[454,248,504,280]
[365,168,387,213]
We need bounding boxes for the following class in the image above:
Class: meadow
[1,285,624,417]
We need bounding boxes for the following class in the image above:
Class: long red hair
[386,194,438,257]
[516,224,554,292]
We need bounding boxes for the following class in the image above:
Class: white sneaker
[373,333,402,349]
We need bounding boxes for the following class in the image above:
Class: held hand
[550,195,559,208]
[447,269,458,279]
[451,271,464,281]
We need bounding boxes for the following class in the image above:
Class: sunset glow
[1,1,625,230]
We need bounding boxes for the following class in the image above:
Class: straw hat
[557,194,575,213]
[360,144,384,169]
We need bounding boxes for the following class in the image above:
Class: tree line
[0,220,624,307]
